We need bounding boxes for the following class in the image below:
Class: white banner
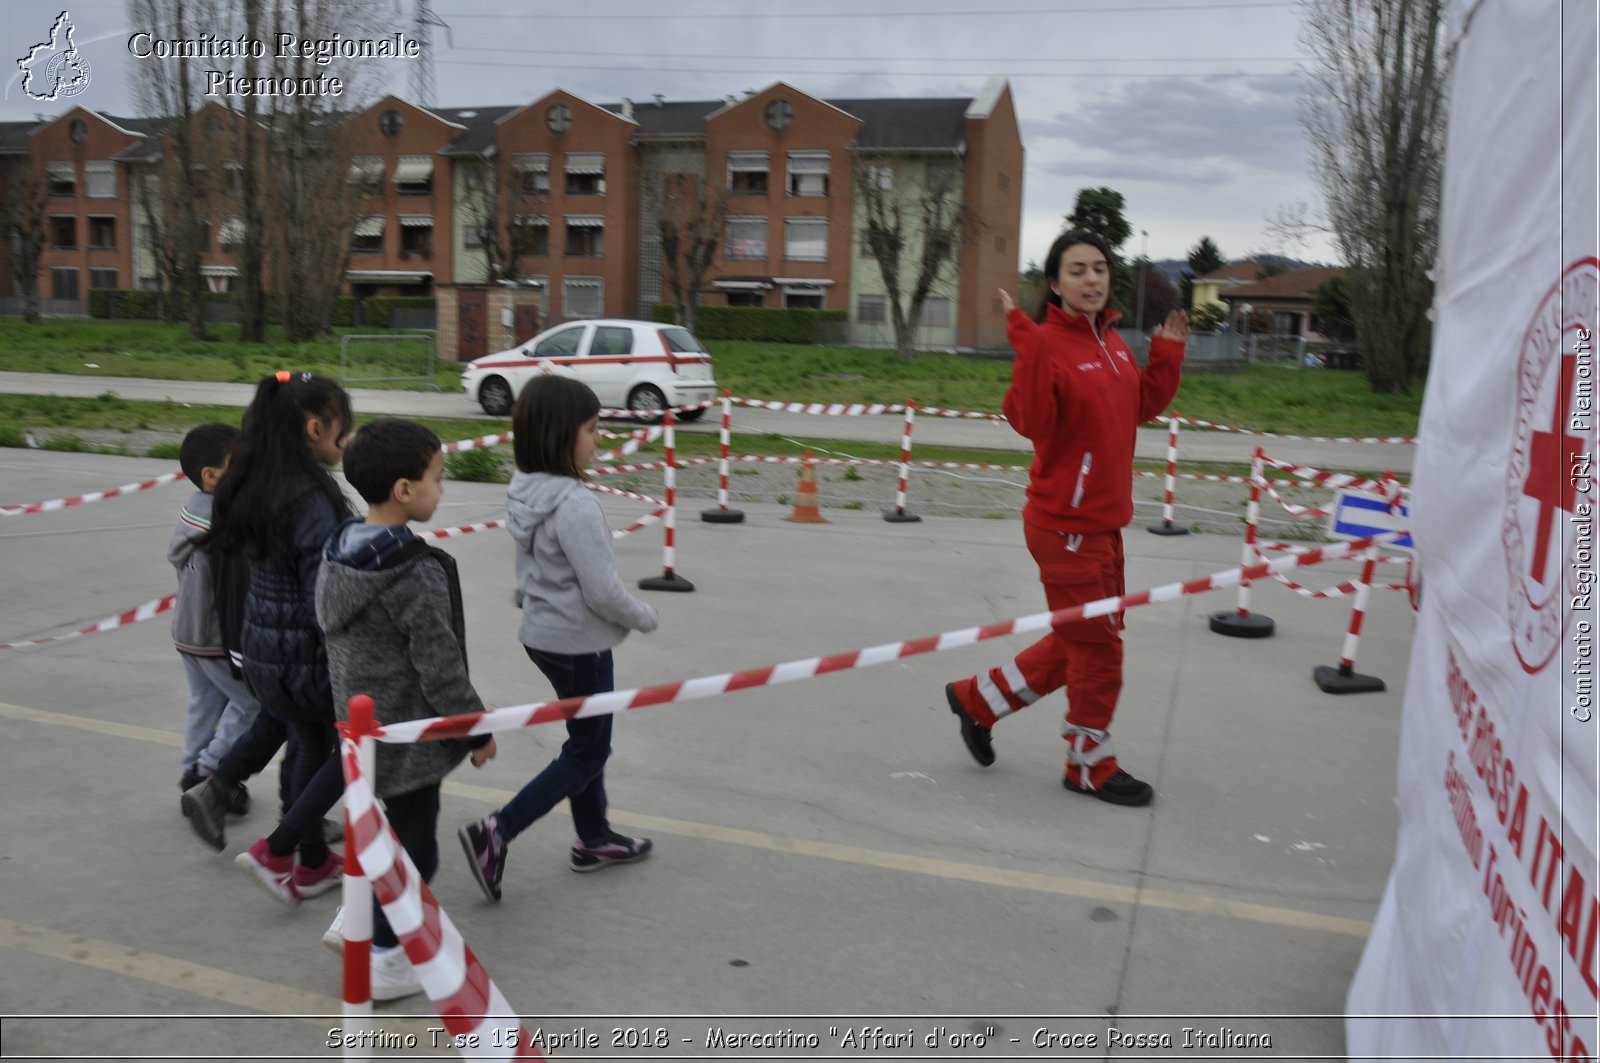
[1346,2,1599,1060]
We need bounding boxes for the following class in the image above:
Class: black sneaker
[226,782,251,817]
[1064,769,1154,807]
[179,769,203,793]
[947,683,994,766]
[459,817,507,901]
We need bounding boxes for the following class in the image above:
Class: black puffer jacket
[240,482,342,722]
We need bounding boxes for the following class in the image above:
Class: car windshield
[660,327,705,354]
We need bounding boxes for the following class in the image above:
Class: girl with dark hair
[458,375,659,902]
[182,372,355,904]
[944,229,1189,806]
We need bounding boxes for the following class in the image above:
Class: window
[562,278,603,319]
[46,162,75,196]
[348,155,383,192]
[89,268,118,289]
[399,216,433,257]
[514,153,550,196]
[916,298,952,328]
[463,225,492,251]
[857,294,887,323]
[725,290,763,307]
[661,327,703,353]
[995,235,1007,254]
[139,275,161,291]
[85,162,115,198]
[393,155,433,196]
[726,217,767,260]
[783,217,828,261]
[926,163,959,194]
[786,151,830,197]
[1273,311,1301,335]
[512,215,550,258]
[534,325,585,356]
[860,228,887,259]
[784,289,824,310]
[591,326,633,356]
[217,216,243,252]
[51,268,79,300]
[863,165,893,191]
[352,215,384,254]
[998,172,1010,193]
[727,151,769,194]
[564,153,605,196]
[564,216,604,258]
[50,216,76,249]
[88,216,116,249]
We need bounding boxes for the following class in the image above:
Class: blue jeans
[495,647,614,845]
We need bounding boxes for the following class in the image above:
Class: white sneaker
[321,906,344,955]
[370,945,424,1002]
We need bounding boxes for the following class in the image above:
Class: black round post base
[700,508,746,524]
[1209,610,1276,638]
[639,572,696,593]
[883,510,922,523]
[1313,664,1386,694]
[1147,521,1190,536]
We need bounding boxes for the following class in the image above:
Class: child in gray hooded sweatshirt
[459,375,658,903]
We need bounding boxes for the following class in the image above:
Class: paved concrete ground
[0,370,1416,475]
[0,448,1416,1061]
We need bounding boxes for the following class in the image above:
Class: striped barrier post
[701,391,745,525]
[883,401,921,524]
[338,696,378,1058]
[1209,446,1276,638]
[1313,471,1398,694]
[1147,412,1189,536]
[639,411,694,592]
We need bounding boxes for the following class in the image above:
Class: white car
[461,319,718,419]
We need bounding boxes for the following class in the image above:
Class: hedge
[90,290,436,329]
[651,304,848,343]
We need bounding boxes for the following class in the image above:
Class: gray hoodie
[507,471,658,654]
[316,520,485,799]
[168,490,223,656]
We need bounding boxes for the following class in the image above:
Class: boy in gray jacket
[315,417,495,1002]
[171,423,259,808]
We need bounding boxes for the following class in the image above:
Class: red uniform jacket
[1003,304,1184,534]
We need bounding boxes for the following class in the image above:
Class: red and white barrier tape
[592,424,666,465]
[375,535,1398,746]
[730,396,1002,420]
[337,735,540,1059]
[442,433,513,455]
[587,457,716,477]
[1259,456,1410,498]
[422,521,505,540]
[0,470,187,517]
[1257,540,1411,565]
[0,593,176,650]
[586,481,666,508]
[598,399,715,421]
[1171,414,1415,446]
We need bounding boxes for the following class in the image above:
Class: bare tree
[656,172,728,334]
[1,159,48,323]
[1302,0,1447,394]
[459,156,550,284]
[233,0,266,342]
[856,157,974,360]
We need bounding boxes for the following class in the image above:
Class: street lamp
[1134,229,1149,337]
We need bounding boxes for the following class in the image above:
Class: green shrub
[0,423,25,448]
[650,305,847,344]
[41,433,87,452]
[445,447,509,483]
[146,441,183,460]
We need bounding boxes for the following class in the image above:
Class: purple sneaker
[458,816,506,902]
[570,831,653,873]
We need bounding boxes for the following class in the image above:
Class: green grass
[0,318,1423,437]
[0,318,461,391]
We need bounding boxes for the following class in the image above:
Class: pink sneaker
[292,850,343,899]
[235,838,298,907]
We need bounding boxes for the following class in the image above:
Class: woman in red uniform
[944,228,1188,806]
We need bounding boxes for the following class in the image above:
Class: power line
[447,46,1302,63]
[435,1,1297,19]
[436,59,1301,79]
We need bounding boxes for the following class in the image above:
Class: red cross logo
[1520,352,1586,583]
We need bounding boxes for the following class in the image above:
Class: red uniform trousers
[951,525,1127,789]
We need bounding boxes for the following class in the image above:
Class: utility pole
[1134,228,1149,337]
[411,0,450,108]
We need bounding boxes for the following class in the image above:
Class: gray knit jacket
[508,471,658,653]
[316,522,485,799]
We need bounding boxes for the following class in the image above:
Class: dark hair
[179,422,240,484]
[1034,227,1116,323]
[511,375,600,479]
[208,373,354,559]
[342,418,442,504]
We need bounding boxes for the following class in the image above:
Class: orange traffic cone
[784,450,830,524]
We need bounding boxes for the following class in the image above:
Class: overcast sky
[4,0,1338,268]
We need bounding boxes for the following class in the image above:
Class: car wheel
[677,407,707,423]
[627,384,668,424]
[479,376,514,417]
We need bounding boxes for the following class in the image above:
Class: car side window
[534,327,584,358]
[591,326,633,356]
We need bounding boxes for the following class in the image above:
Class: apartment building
[1,81,1023,350]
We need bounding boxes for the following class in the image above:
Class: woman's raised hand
[1153,309,1190,344]
[998,288,1016,314]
